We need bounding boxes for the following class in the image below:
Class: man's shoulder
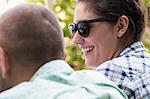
[0,82,33,99]
[0,79,65,99]
[0,70,128,99]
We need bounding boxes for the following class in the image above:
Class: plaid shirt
[96,41,150,99]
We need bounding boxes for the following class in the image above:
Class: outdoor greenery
[145,0,150,6]
[25,0,150,70]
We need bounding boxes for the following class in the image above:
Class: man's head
[0,4,65,91]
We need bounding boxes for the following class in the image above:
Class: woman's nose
[72,31,83,44]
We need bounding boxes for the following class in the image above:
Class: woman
[68,0,150,98]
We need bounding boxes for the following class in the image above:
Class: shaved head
[0,4,65,67]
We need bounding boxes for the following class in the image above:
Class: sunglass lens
[78,22,89,37]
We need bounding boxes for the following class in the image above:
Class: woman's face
[72,2,120,67]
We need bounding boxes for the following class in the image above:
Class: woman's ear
[116,15,129,38]
[0,47,9,79]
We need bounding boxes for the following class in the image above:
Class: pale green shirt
[0,60,128,99]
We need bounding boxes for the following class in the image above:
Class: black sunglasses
[68,17,119,37]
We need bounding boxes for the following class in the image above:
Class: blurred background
[0,0,150,70]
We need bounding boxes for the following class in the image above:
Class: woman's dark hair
[75,0,145,41]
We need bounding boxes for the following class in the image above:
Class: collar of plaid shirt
[96,41,150,99]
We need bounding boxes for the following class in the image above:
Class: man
[0,4,128,99]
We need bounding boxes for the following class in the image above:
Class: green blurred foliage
[52,0,91,70]
[26,0,44,4]
[25,0,150,70]
[145,0,150,6]
[144,0,150,52]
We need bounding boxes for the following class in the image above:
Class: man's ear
[116,15,129,38]
[64,52,67,60]
[0,47,9,79]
